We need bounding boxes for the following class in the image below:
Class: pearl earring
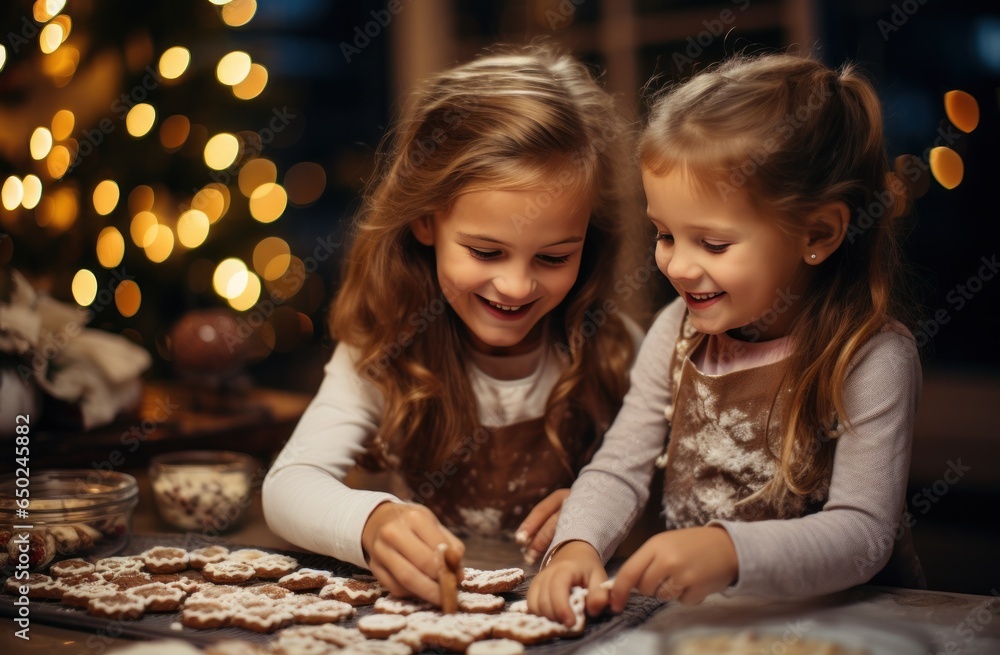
[810,254,817,260]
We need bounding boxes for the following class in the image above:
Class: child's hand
[361,502,465,605]
[608,526,737,610]
[515,488,569,565]
[527,540,609,627]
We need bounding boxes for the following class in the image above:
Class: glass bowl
[149,450,259,534]
[0,469,138,571]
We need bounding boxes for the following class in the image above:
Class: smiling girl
[263,46,646,605]
[529,52,925,625]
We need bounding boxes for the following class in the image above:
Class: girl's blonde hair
[332,45,636,475]
[641,53,914,510]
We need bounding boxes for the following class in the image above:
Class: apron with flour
[393,416,595,538]
[659,313,924,587]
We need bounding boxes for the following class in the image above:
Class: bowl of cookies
[149,450,259,534]
[0,469,138,571]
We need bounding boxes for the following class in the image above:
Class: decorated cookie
[278,568,332,591]
[456,591,506,613]
[467,638,526,655]
[357,613,408,638]
[319,577,386,606]
[491,613,567,645]
[49,558,97,578]
[60,581,117,608]
[188,545,230,569]
[372,595,434,615]
[141,546,190,573]
[460,567,525,594]
[250,553,299,578]
[128,582,186,611]
[339,641,413,655]
[291,598,355,625]
[87,592,146,620]
[230,605,294,633]
[181,601,233,629]
[278,624,366,647]
[202,560,255,584]
[94,556,145,579]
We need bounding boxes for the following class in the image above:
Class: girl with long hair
[263,45,647,605]
[530,52,924,624]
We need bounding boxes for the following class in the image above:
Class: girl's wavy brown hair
[331,45,638,476]
[640,53,916,511]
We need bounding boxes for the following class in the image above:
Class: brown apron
[658,313,924,587]
[400,417,592,538]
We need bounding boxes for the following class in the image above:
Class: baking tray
[0,533,664,653]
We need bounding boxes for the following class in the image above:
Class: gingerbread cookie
[278,568,331,591]
[60,581,117,608]
[248,582,292,600]
[268,635,335,655]
[357,613,408,638]
[278,624,366,647]
[372,595,434,615]
[250,553,299,578]
[49,558,96,578]
[87,592,146,620]
[230,605,293,633]
[291,598,355,625]
[188,545,230,569]
[141,546,190,573]
[565,585,588,636]
[94,556,145,579]
[491,613,567,645]
[181,601,233,629]
[460,567,525,594]
[467,638,526,655]
[128,582,186,611]
[202,560,255,584]
[339,641,413,655]
[4,573,63,600]
[319,577,386,606]
[457,591,506,613]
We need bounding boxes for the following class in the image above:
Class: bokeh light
[192,184,230,223]
[228,271,262,311]
[34,0,67,22]
[214,258,250,299]
[158,46,191,80]
[160,115,191,151]
[115,280,142,317]
[238,158,277,197]
[128,185,155,215]
[21,175,42,210]
[144,224,175,263]
[93,180,120,215]
[264,256,305,300]
[204,133,240,170]
[253,237,291,280]
[1,177,23,211]
[177,209,210,248]
[97,226,126,268]
[222,0,257,27]
[929,147,964,190]
[249,183,287,223]
[216,51,252,86]
[233,63,268,99]
[126,103,156,138]
[47,145,71,178]
[130,210,158,247]
[285,162,327,206]
[51,109,75,140]
[39,23,65,54]
[0,45,6,73]
[72,269,97,306]
[30,127,54,160]
[944,90,979,133]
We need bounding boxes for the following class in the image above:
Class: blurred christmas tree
[0,0,386,391]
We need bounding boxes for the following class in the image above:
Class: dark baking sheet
[0,533,664,653]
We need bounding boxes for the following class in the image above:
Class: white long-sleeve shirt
[264,319,643,568]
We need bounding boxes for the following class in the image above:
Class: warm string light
[1,0,320,337]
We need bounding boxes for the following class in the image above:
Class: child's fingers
[515,488,569,547]
[585,572,610,617]
[609,548,655,612]
[374,544,442,604]
[523,512,560,565]
[438,526,465,575]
